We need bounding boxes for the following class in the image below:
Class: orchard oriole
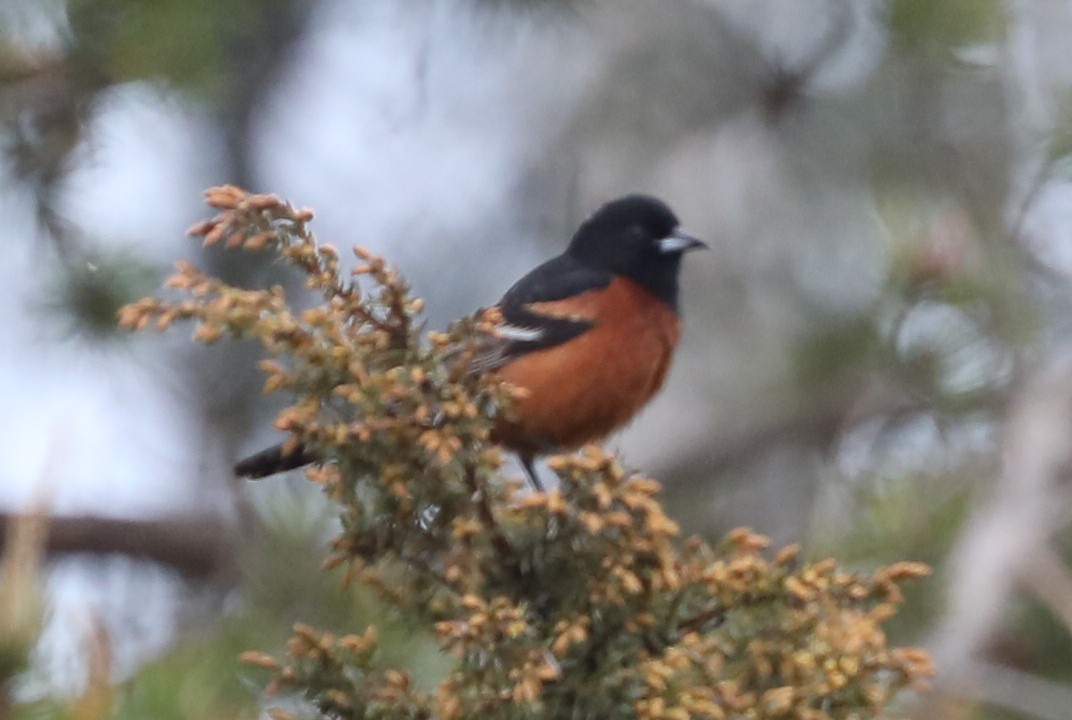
[235,194,705,488]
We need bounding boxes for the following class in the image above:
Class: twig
[1019,544,1072,638]
[677,604,727,636]
[399,551,459,595]
[0,512,232,578]
[927,355,1072,676]
[462,463,520,574]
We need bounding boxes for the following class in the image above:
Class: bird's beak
[657,228,708,254]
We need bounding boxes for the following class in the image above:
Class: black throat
[568,245,684,312]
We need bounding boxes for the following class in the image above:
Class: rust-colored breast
[492,277,681,454]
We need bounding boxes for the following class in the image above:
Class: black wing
[471,253,610,372]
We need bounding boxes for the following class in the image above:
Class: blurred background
[2,0,1072,717]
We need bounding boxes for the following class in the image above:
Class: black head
[567,194,706,309]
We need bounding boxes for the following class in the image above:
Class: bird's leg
[519,454,545,492]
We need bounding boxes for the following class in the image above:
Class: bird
[234,194,706,489]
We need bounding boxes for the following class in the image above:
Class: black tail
[234,443,314,479]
